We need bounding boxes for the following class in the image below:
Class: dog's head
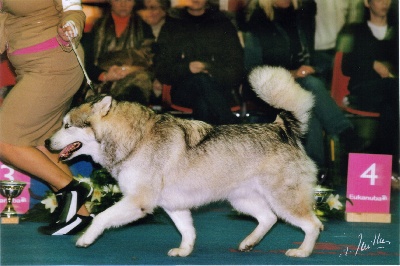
[45,95,114,162]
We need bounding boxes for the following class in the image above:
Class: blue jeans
[297,75,352,168]
[312,49,335,87]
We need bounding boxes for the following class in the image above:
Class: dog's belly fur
[159,151,315,210]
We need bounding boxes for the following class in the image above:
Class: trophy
[0,180,27,224]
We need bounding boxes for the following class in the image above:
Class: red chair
[331,51,380,118]
[0,59,16,88]
[162,84,241,114]
[0,58,16,106]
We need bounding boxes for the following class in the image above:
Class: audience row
[76,0,398,177]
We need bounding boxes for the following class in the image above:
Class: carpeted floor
[1,191,399,265]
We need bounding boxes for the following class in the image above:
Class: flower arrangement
[314,185,351,221]
[43,168,122,214]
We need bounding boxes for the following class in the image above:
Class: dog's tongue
[59,142,82,161]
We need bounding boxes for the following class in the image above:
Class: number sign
[346,153,392,214]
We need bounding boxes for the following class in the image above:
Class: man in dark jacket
[155,0,244,125]
[342,0,399,174]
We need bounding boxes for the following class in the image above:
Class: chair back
[0,60,16,88]
[331,52,350,108]
[162,84,241,114]
[331,52,380,117]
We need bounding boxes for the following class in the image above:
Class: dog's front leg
[76,195,147,247]
[164,209,196,257]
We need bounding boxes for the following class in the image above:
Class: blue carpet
[1,195,399,265]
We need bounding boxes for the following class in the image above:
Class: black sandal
[55,180,93,224]
[38,214,95,235]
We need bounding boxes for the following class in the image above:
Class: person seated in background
[137,0,172,104]
[80,0,155,105]
[243,0,362,181]
[342,0,399,176]
[154,0,244,125]
[313,0,350,87]
[137,0,170,40]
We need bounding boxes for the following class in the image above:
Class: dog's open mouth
[58,141,82,161]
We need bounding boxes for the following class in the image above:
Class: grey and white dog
[47,66,323,257]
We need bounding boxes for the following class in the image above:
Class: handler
[0,0,93,235]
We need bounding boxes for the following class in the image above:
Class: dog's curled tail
[248,66,314,135]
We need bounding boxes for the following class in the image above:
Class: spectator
[243,0,362,179]
[342,0,398,175]
[313,0,350,86]
[155,0,244,125]
[81,0,155,105]
[137,0,172,102]
[138,0,171,40]
[0,0,93,235]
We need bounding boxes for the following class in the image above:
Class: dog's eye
[83,121,90,127]
[64,123,71,129]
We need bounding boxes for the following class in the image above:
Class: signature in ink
[339,233,391,257]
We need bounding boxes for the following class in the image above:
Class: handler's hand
[292,65,315,79]
[373,61,391,78]
[58,20,79,43]
[189,61,208,74]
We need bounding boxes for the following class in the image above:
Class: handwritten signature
[340,233,391,257]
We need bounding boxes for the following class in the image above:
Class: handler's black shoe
[38,214,95,235]
[55,180,93,224]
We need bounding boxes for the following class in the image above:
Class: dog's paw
[168,248,192,257]
[238,244,254,252]
[76,232,97,248]
[285,248,311,257]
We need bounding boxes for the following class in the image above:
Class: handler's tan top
[0,0,85,146]
[0,0,85,53]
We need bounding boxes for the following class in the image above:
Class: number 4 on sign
[360,163,378,185]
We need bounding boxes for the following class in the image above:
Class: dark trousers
[171,73,237,125]
[351,78,399,171]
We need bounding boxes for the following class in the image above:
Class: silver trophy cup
[0,180,27,220]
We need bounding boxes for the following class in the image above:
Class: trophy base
[1,216,20,224]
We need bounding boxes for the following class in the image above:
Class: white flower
[102,186,111,193]
[85,201,94,213]
[111,184,121,193]
[41,194,58,213]
[101,184,121,194]
[326,194,343,210]
[91,188,103,203]
[74,176,94,187]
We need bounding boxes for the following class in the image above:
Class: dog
[46,66,323,257]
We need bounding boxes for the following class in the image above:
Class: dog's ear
[92,95,113,117]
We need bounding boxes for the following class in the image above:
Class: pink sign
[0,161,31,214]
[346,153,392,213]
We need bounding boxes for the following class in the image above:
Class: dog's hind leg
[271,196,323,257]
[229,192,278,252]
[284,214,322,257]
[76,195,148,247]
[164,209,196,257]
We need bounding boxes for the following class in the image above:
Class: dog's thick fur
[47,66,323,257]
